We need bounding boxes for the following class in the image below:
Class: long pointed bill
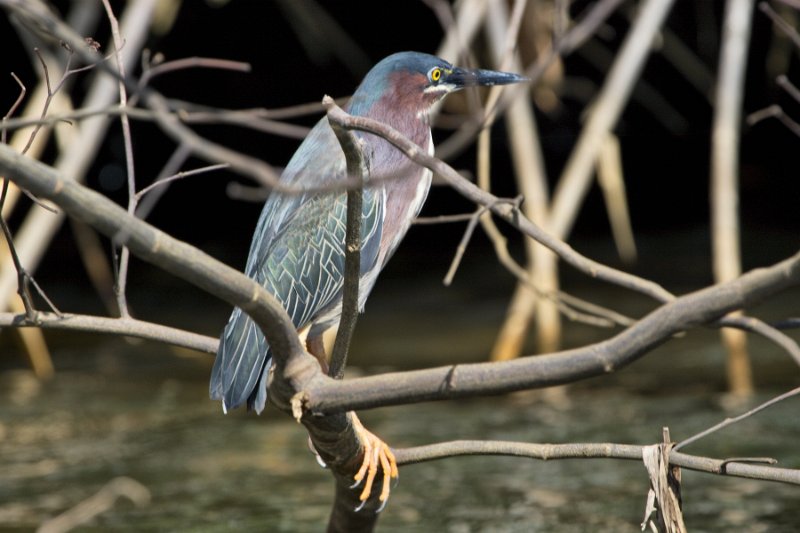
[447,67,529,88]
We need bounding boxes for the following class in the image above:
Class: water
[1,323,798,532]
[1,237,799,531]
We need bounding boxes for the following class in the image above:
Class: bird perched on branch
[210,51,526,508]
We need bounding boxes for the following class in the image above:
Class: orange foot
[350,413,398,512]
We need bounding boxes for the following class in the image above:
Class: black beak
[447,67,528,88]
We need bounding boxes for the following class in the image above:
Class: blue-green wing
[210,117,383,413]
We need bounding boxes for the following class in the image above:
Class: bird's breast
[375,129,433,266]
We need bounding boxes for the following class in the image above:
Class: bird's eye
[429,67,442,83]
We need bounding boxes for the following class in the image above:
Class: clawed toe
[307,436,328,468]
[351,418,398,511]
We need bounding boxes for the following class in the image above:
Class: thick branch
[2,116,797,422]
[0,140,312,383]
[0,139,387,518]
[301,251,800,413]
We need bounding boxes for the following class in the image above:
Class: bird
[210,51,527,507]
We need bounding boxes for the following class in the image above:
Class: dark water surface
[1,242,799,532]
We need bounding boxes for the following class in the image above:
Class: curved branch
[0,311,218,353]
[2,123,797,421]
[301,250,800,414]
[716,315,800,366]
[324,104,800,367]
[0,139,386,514]
[325,104,675,303]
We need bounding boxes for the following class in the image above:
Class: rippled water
[1,255,799,531]
[1,325,798,532]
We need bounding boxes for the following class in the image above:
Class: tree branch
[0,311,218,353]
[325,103,674,303]
[392,440,800,485]
[301,250,800,414]
[0,138,385,517]
[324,95,365,380]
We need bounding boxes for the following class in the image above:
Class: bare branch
[324,95,365,380]
[1,72,27,144]
[747,104,800,137]
[773,317,800,329]
[301,248,800,414]
[134,162,229,201]
[675,386,800,451]
[393,439,800,485]
[0,311,218,353]
[443,205,490,286]
[325,103,675,303]
[717,315,800,366]
[101,0,136,319]
[759,1,800,51]
[136,55,251,99]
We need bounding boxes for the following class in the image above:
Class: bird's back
[210,117,385,413]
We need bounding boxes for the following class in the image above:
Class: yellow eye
[430,67,442,82]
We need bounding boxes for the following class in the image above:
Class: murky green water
[1,254,799,531]
[1,324,798,532]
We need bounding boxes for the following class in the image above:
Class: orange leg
[306,332,398,510]
[349,412,398,510]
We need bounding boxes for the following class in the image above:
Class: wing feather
[209,118,384,412]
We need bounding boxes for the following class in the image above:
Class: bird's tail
[210,306,272,414]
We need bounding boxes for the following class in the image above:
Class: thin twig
[136,56,251,98]
[675,386,800,451]
[134,163,229,201]
[1,73,27,144]
[746,104,800,136]
[759,1,800,50]
[717,314,800,366]
[773,318,800,329]
[444,196,521,286]
[101,0,135,318]
[391,439,800,485]
[37,476,150,533]
[1,73,38,319]
[776,74,800,102]
[414,212,477,225]
[0,103,312,140]
[443,205,490,286]
[325,103,676,304]
[0,311,218,353]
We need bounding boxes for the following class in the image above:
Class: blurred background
[0,1,798,531]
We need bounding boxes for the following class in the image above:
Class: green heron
[210,51,526,506]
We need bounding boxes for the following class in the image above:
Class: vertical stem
[101,0,136,318]
[549,0,676,240]
[712,0,755,394]
[484,0,560,358]
[326,98,366,380]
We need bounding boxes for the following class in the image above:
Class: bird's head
[348,51,528,119]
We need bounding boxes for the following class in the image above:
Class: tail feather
[210,307,271,413]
